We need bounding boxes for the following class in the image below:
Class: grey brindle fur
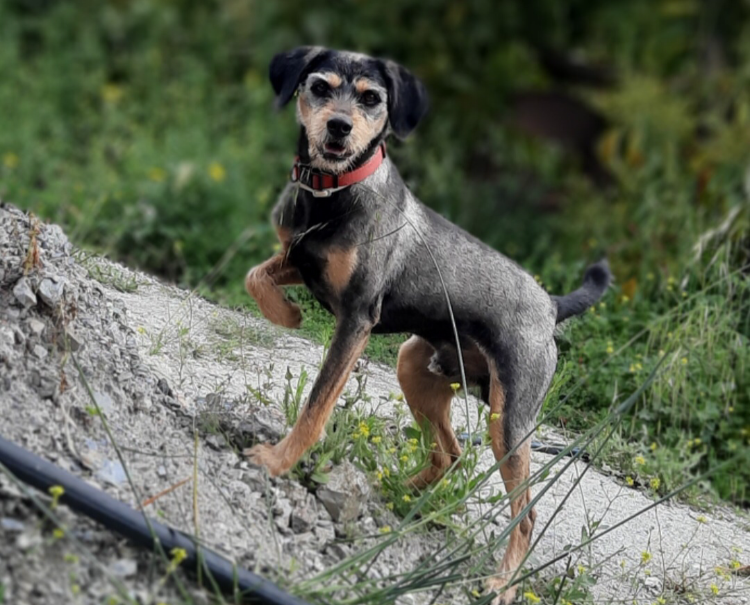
[244,47,612,604]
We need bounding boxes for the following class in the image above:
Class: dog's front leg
[245,253,303,329]
[245,314,372,476]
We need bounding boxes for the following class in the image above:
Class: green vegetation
[1,0,748,509]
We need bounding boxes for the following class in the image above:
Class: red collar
[290,143,386,197]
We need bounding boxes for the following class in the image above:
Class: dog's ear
[379,60,429,138]
[269,46,328,109]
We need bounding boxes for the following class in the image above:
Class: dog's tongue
[325,142,345,154]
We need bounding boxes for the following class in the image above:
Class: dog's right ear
[269,46,328,109]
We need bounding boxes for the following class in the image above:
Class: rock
[235,407,285,445]
[157,465,167,478]
[1,517,25,532]
[27,318,45,336]
[242,467,267,491]
[38,277,65,306]
[93,391,114,416]
[12,277,36,308]
[109,558,138,578]
[272,497,293,535]
[95,459,126,486]
[205,433,228,450]
[64,324,84,351]
[32,344,48,360]
[156,378,174,397]
[316,461,370,523]
[290,494,318,534]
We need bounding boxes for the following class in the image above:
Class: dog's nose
[327,117,352,138]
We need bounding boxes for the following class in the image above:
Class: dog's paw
[485,576,516,605]
[278,301,302,329]
[243,443,290,477]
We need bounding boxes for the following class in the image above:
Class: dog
[244,46,612,604]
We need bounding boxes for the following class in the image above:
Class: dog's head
[269,47,428,173]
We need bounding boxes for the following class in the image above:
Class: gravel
[1,201,748,605]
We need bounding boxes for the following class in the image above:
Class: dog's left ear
[379,60,429,138]
[269,46,328,109]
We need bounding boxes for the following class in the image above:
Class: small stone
[63,324,83,351]
[38,277,65,306]
[27,318,45,336]
[95,459,126,486]
[205,433,228,450]
[1,517,25,532]
[290,494,318,534]
[157,465,167,478]
[316,461,370,523]
[93,391,114,416]
[156,378,174,397]
[109,558,138,578]
[242,468,267,491]
[12,277,36,308]
[32,344,48,360]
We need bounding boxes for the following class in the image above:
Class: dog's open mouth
[323,141,350,160]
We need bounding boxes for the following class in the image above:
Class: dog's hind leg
[397,336,462,490]
[484,344,555,605]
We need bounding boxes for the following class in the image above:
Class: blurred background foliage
[1,0,749,504]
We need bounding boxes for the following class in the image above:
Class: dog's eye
[361,91,381,107]
[310,80,330,96]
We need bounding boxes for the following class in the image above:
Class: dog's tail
[552,259,613,324]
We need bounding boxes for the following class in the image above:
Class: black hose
[0,435,311,605]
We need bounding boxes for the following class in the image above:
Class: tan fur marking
[398,336,462,490]
[354,77,377,94]
[485,364,535,605]
[245,254,302,329]
[275,225,292,249]
[350,108,387,158]
[324,73,342,88]
[325,247,358,293]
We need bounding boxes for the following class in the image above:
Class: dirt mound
[1,202,748,605]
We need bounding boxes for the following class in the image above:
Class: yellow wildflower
[402,494,411,503]
[635,455,646,465]
[395,393,404,402]
[49,485,65,509]
[710,583,719,595]
[523,591,541,603]
[400,455,409,462]
[650,442,657,451]
[148,167,166,183]
[379,525,391,534]
[471,589,481,597]
[450,382,460,392]
[490,412,501,422]
[650,477,661,490]
[376,471,383,481]
[600,301,606,309]
[621,295,630,303]
[71,584,81,595]
[371,436,382,444]
[383,467,390,478]
[101,83,124,104]
[606,344,614,354]
[171,548,187,565]
[696,515,707,524]
[3,152,19,169]
[385,502,394,510]
[681,357,688,365]
[730,559,741,570]
[208,162,226,182]
[53,528,65,539]
[641,551,652,564]
[626,476,634,487]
